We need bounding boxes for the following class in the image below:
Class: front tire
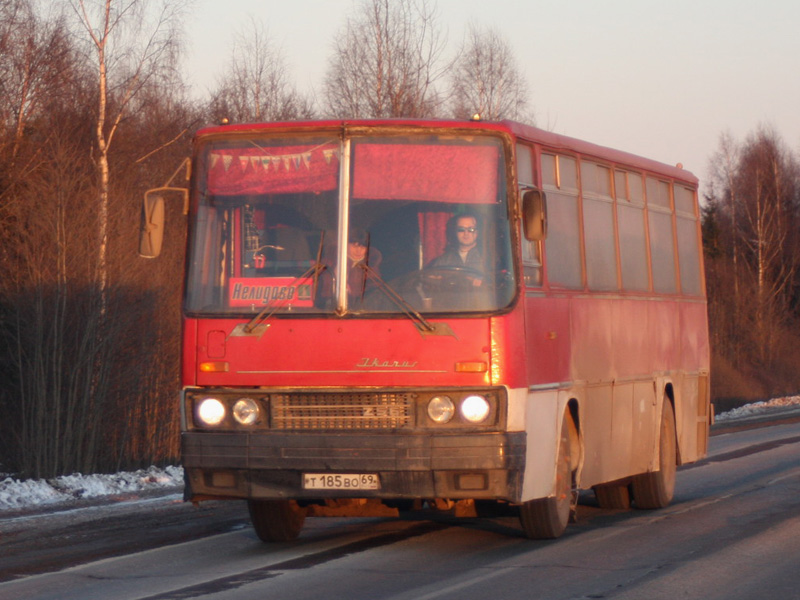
[247,499,307,542]
[632,401,677,509]
[519,414,577,539]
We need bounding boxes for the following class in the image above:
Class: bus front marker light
[233,398,260,425]
[460,395,490,423]
[455,361,487,373]
[428,396,455,423]
[199,361,229,373]
[197,398,226,426]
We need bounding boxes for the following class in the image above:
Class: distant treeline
[702,126,800,412]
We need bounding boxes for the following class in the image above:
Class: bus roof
[195,118,699,186]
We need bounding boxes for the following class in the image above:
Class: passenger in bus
[346,228,381,303]
[430,213,485,286]
[315,228,381,307]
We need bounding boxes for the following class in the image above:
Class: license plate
[302,473,380,490]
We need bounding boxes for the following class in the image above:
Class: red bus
[141,118,710,540]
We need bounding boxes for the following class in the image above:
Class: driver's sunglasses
[457,227,477,233]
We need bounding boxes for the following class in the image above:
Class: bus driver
[430,213,485,287]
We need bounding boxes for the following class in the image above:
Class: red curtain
[206,142,500,203]
[353,144,499,203]
[418,212,451,265]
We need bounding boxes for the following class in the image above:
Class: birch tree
[323,0,447,118]
[706,132,743,365]
[704,126,800,402]
[71,0,186,316]
[449,24,531,122]
[735,127,800,364]
[0,0,101,477]
[207,17,314,123]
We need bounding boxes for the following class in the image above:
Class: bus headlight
[197,398,226,426]
[460,395,490,423]
[233,398,260,425]
[428,396,455,423]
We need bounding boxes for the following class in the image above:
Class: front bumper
[182,430,526,502]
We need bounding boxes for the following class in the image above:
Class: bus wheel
[247,499,306,542]
[632,401,677,509]
[593,483,631,510]
[519,414,576,539]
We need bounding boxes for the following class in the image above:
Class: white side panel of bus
[520,388,562,501]
[578,379,658,488]
[506,386,528,432]
[674,372,709,464]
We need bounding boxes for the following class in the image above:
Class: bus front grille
[270,392,415,430]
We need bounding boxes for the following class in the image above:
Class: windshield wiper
[358,263,454,337]
[239,231,327,336]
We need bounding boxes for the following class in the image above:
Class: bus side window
[646,178,677,294]
[542,154,582,289]
[615,170,649,292]
[582,161,617,291]
[675,186,702,296]
[517,144,542,286]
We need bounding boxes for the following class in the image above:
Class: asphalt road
[1,416,798,600]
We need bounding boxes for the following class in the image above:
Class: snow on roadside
[2,396,800,513]
[0,465,183,512]
[714,395,800,422]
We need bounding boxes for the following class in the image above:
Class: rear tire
[519,414,576,539]
[247,499,306,542]
[632,401,677,509]
[593,483,631,509]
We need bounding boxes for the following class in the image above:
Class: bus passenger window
[675,186,702,296]
[617,203,649,291]
[517,144,541,286]
[582,162,617,291]
[616,170,648,292]
[543,154,582,289]
[648,209,677,294]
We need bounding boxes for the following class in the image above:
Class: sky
[182,0,800,193]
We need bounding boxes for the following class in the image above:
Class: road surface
[1,419,799,599]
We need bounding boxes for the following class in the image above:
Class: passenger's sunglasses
[457,227,477,233]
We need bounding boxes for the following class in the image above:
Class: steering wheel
[420,265,485,292]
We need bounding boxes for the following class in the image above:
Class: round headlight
[233,398,260,425]
[197,398,226,426]
[427,396,455,423]
[460,395,490,423]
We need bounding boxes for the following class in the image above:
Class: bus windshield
[185,132,515,317]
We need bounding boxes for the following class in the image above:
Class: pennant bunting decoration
[207,143,340,195]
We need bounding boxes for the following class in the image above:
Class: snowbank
[714,395,800,422]
[0,465,183,512]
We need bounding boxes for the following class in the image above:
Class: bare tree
[70,0,186,316]
[0,0,75,162]
[449,24,532,122]
[207,17,314,124]
[706,132,743,364]
[323,0,447,118]
[0,15,105,476]
[735,126,800,364]
[704,125,800,403]
[0,1,192,478]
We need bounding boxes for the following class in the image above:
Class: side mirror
[522,189,547,241]
[138,158,191,258]
[139,191,166,258]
